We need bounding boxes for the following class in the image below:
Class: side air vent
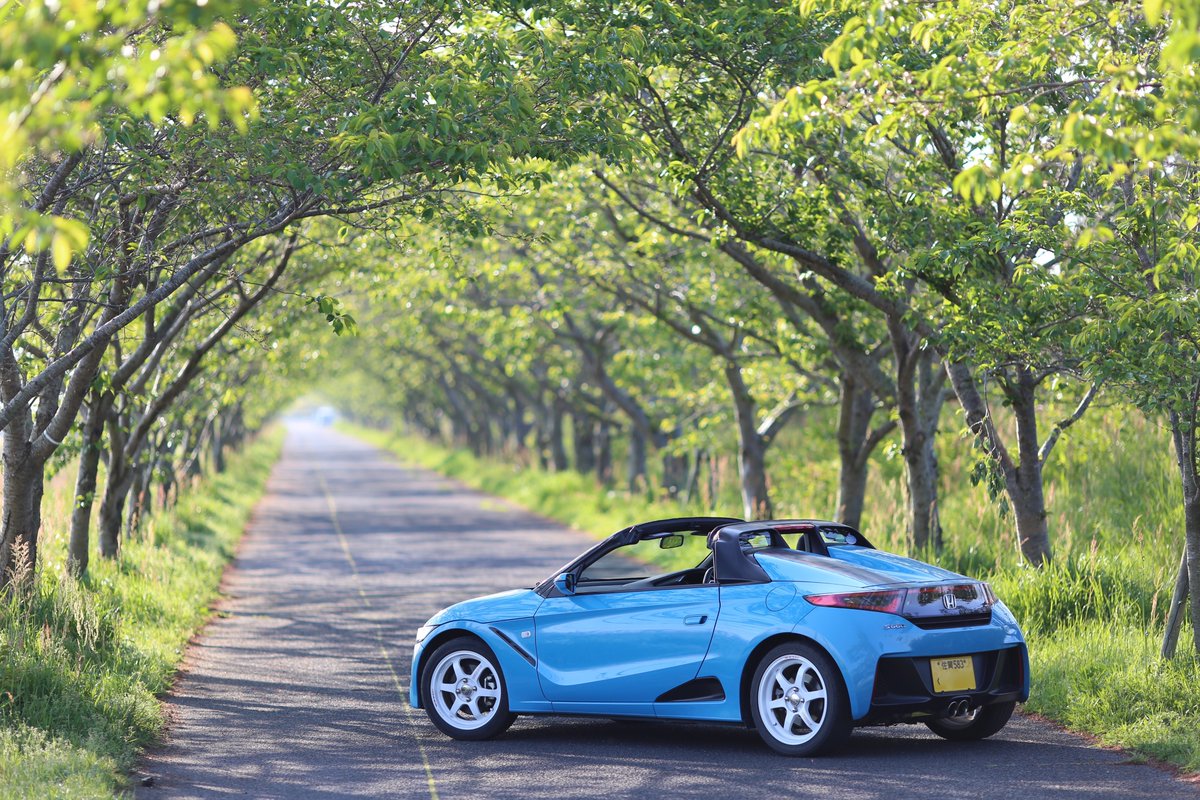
[489,626,535,667]
[655,677,725,703]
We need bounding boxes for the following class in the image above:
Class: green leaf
[1143,0,1164,25]
[51,232,73,273]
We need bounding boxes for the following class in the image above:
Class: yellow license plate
[931,656,976,693]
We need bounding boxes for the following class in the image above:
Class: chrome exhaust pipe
[947,699,970,717]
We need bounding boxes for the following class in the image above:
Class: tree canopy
[2,0,1200,659]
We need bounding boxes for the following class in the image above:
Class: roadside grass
[0,429,283,799]
[342,410,1200,773]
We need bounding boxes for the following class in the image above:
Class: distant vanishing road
[139,422,1199,799]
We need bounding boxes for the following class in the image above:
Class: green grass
[342,411,1200,774]
[1030,623,1200,767]
[0,429,283,799]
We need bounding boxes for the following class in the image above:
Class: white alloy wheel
[756,653,830,745]
[429,649,503,731]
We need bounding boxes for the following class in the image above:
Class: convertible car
[410,517,1029,756]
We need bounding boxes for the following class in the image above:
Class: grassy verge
[343,419,1200,774]
[0,428,283,799]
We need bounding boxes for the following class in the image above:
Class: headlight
[415,624,438,643]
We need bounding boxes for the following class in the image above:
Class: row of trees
[3,1,1199,656]
[335,1,1200,656]
[0,0,636,586]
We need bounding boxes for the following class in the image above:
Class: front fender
[409,618,549,712]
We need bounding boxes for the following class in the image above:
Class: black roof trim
[621,516,744,544]
[714,519,874,556]
[706,519,876,583]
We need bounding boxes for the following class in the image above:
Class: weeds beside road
[0,430,283,799]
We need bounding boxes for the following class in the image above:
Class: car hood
[423,588,543,627]
[755,546,968,588]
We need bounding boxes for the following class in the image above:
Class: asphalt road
[139,422,1200,799]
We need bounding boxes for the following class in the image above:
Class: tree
[724,0,1120,562]
[1055,0,1200,655]
[1,0,641,585]
[524,174,832,519]
[528,0,947,549]
[0,0,251,265]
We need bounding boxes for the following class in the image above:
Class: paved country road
[139,423,1199,800]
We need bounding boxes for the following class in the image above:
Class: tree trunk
[945,358,1060,565]
[661,448,689,499]
[835,375,874,528]
[98,414,131,559]
[510,397,534,455]
[725,363,772,519]
[439,378,475,449]
[549,400,568,472]
[0,429,43,588]
[534,405,551,470]
[682,448,705,506]
[595,419,613,485]
[125,460,149,541]
[97,482,128,559]
[67,395,109,576]
[1011,481,1051,565]
[474,413,494,456]
[1161,545,1190,659]
[159,466,176,511]
[1168,409,1200,656]
[1185,491,1200,657]
[893,335,944,552]
[626,424,649,494]
[211,414,226,473]
[1006,369,1052,565]
[573,413,596,475]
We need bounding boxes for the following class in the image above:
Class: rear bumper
[861,644,1027,724]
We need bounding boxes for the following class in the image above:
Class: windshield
[578,534,710,583]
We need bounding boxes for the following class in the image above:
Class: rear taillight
[805,589,906,614]
[982,583,998,605]
[806,582,996,622]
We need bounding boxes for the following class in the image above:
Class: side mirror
[553,572,577,595]
[658,534,685,550]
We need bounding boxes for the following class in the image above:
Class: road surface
[139,422,1199,799]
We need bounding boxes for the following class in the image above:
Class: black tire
[419,636,516,741]
[925,700,1016,741]
[748,642,853,756]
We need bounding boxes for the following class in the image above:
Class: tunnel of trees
[2,0,1200,662]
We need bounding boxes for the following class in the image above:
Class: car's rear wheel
[420,636,516,741]
[925,700,1015,741]
[749,642,852,756]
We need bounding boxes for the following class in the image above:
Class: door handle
[684,615,708,625]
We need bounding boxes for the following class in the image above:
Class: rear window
[738,531,776,551]
[819,528,861,547]
[778,525,864,551]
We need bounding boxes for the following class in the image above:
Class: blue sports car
[411,517,1029,756]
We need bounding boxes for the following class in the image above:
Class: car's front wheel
[420,636,516,741]
[749,642,852,756]
[925,700,1015,741]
